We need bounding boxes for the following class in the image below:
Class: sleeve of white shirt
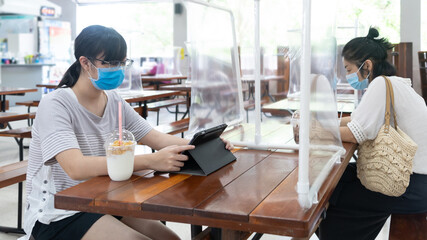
[347,77,387,143]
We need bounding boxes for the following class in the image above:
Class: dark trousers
[317,163,427,240]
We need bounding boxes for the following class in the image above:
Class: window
[76,2,173,59]
[336,0,400,45]
[210,0,400,45]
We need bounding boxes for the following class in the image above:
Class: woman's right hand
[151,145,195,172]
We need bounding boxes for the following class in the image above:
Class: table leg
[181,92,190,119]
[191,225,202,238]
[142,101,148,119]
[263,82,275,102]
[1,95,6,112]
[209,228,251,240]
[248,82,255,100]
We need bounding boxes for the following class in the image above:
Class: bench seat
[0,160,28,189]
[0,126,32,161]
[272,91,288,101]
[154,118,189,136]
[243,99,268,122]
[0,112,35,129]
[0,160,27,234]
[0,126,32,138]
[147,98,187,125]
[147,98,187,111]
[0,112,31,123]
[15,100,40,108]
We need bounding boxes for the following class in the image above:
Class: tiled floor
[0,105,389,240]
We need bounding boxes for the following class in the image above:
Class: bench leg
[191,225,203,238]
[27,106,31,126]
[19,138,24,161]
[252,233,263,240]
[0,180,25,234]
[18,181,23,229]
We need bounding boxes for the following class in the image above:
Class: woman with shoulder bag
[316,27,427,240]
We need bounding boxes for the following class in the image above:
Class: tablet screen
[188,123,228,146]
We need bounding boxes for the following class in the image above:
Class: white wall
[401,0,421,94]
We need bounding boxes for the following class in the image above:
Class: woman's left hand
[221,138,234,150]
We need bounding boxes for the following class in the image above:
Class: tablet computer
[183,123,228,153]
[174,123,236,176]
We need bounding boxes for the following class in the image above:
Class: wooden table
[241,75,284,102]
[118,90,180,118]
[262,96,356,117]
[141,75,187,90]
[36,83,57,89]
[0,87,38,112]
[33,85,180,119]
[55,124,356,239]
[159,83,192,119]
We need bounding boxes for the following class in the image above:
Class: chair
[389,212,427,240]
[272,46,290,101]
[418,51,427,104]
[387,42,413,80]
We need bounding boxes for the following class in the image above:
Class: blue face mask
[88,63,125,90]
[346,61,370,90]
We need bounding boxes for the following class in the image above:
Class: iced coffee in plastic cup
[291,110,300,144]
[105,130,136,181]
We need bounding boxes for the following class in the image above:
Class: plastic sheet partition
[182,0,343,208]
[118,65,143,93]
[296,0,344,208]
[184,1,244,136]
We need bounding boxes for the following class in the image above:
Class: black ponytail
[342,27,396,80]
[57,61,81,88]
[56,25,127,89]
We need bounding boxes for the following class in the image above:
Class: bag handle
[382,75,397,133]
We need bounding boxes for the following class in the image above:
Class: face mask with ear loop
[346,61,370,90]
[87,61,125,90]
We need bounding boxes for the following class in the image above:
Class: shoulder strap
[382,75,397,132]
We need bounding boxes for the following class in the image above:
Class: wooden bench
[16,101,39,126]
[132,106,189,136]
[389,212,427,240]
[0,112,32,129]
[272,91,288,101]
[0,100,9,111]
[0,112,34,161]
[243,99,268,122]
[15,100,40,110]
[154,117,190,136]
[0,127,32,161]
[133,105,144,117]
[0,160,28,234]
[147,98,187,125]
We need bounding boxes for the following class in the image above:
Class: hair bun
[366,27,379,39]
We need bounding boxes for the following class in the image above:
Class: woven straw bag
[357,76,418,197]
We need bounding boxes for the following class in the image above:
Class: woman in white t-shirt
[317,28,427,240]
[22,25,232,240]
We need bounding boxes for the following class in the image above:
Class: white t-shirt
[20,88,152,239]
[348,76,427,174]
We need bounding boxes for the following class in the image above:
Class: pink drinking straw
[118,101,123,145]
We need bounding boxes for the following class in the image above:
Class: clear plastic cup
[291,110,300,144]
[104,130,136,181]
